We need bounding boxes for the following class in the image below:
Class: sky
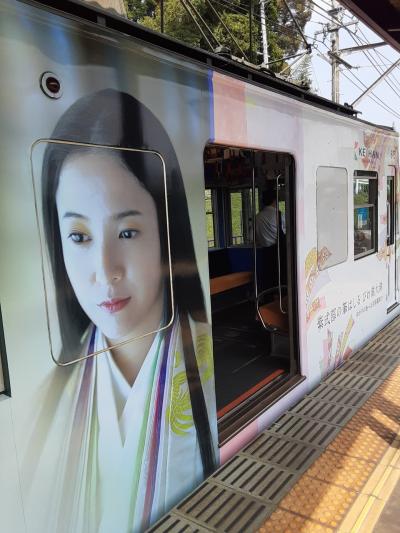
[300,0,400,131]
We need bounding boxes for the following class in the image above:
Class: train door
[386,167,398,311]
[204,146,299,442]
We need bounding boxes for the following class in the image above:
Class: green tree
[290,53,313,89]
[140,0,208,47]
[275,0,312,56]
[124,0,157,20]
[123,0,312,72]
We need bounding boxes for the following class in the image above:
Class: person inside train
[255,186,285,247]
[255,186,287,291]
[36,89,217,533]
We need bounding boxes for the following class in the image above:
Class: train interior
[204,145,297,423]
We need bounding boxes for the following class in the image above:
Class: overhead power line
[212,0,309,47]
[340,23,400,101]
[312,36,400,118]
[358,28,400,92]
[351,59,400,106]
[179,0,215,50]
[342,69,400,119]
[204,0,249,59]
[308,0,400,121]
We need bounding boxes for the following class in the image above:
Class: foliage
[123,0,312,72]
[124,0,157,20]
[275,0,312,56]
[140,0,207,47]
[290,53,313,89]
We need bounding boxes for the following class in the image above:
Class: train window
[205,188,218,248]
[229,188,259,246]
[354,171,378,260]
[387,176,395,246]
[316,167,348,270]
[31,141,174,366]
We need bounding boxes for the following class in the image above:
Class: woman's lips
[98,297,131,314]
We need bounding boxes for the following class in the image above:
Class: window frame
[387,175,395,247]
[227,186,259,248]
[353,170,378,261]
[205,187,219,249]
[316,166,349,271]
[203,142,300,443]
[31,140,175,367]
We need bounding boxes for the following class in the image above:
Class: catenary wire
[315,38,400,118]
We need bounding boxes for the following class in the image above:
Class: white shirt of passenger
[256,205,285,247]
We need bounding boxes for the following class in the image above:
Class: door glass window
[387,176,395,246]
[354,171,378,259]
[205,189,217,248]
[229,188,259,246]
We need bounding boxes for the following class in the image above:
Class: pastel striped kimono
[24,316,217,533]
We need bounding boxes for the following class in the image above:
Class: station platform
[149,315,400,532]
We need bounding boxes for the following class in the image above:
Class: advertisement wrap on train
[0,0,399,532]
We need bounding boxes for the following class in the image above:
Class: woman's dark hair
[42,89,216,475]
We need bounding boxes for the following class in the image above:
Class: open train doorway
[204,145,300,441]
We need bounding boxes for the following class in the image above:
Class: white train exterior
[0,0,398,531]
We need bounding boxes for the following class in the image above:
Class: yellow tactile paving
[378,381,400,396]
[278,475,358,528]
[258,508,334,532]
[373,386,400,403]
[380,367,400,384]
[346,405,400,437]
[380,379,400,392]
[306,450,376,491]
[363,394,400,415]
[386,365,400,378]
[326,427,390,463]
[256,323,400,533]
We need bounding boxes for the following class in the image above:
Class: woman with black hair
[37,89,217,533]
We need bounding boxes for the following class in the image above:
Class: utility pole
[249,0,253,63]
[315,5,392,108]
[330,0,340,102]
[260,0,269,67]
[314,1,357,103]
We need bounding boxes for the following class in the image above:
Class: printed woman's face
[56,152,164,342]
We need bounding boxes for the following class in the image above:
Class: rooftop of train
[30,0,399,131]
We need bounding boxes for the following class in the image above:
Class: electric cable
[307,1,400,119]
[315,38,400,118]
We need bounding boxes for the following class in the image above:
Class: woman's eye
[119,229,138,239]
[68,232,91,244]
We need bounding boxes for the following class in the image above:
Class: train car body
[0,1,399,531]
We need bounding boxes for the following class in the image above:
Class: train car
[0,0,399,531]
